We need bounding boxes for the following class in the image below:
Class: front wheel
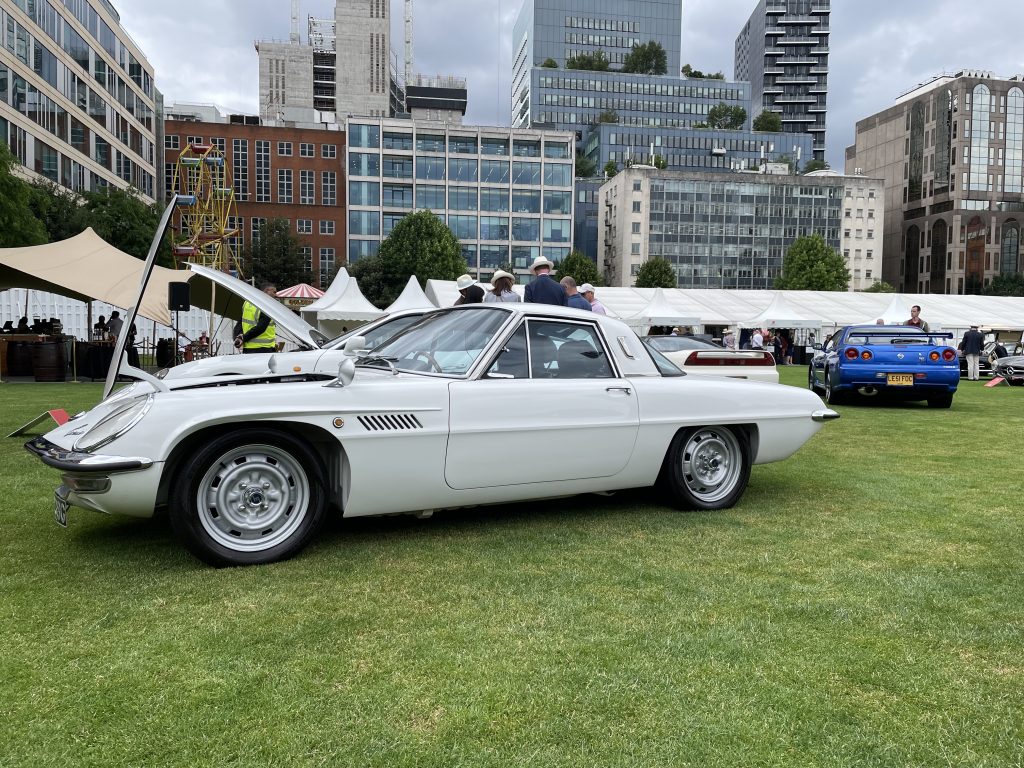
[927,393,954,409]
[169,429,327,567]
[662,426,751,511]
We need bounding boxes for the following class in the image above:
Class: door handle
[606,386,632,395]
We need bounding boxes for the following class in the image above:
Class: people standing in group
[454,274,485,305]
[578,283,606,315]
[524,256,567,306]
[560,276,592,311]
[233,283,278,353]
[106,310,124,341]
[905,305,931,332]
[93,314,107,340]
[959,323,985,381]
[484,270,521,303]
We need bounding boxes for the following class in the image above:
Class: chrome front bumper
[24,436,153,472]
[811,409,841,422]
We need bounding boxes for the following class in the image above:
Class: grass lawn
[1,371,1021,767]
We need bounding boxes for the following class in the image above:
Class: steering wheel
[412,351,442,372]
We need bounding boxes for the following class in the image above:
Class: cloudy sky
[112,0,1024,169]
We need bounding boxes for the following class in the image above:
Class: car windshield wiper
[355,354,399,374]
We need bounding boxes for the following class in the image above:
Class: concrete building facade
[345,117,575,282]
[599,166,843,288]
[734,0,829,163]
[0,0,158,199]
[164,105,345,287]
[846,70,1024,294]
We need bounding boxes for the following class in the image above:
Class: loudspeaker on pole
[168,282,191,311]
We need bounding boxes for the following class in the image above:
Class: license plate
[53,486,70,528]
[887,373,914,386]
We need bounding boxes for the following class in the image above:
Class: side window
[486,323,528,378]
[529,320,613,379]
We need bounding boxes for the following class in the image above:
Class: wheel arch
[156,421,346,510]
[658,422,759,481]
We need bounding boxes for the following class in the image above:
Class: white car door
[445,319,639,490]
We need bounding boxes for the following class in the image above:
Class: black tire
[807,365,818,392]
[662,426,751,511]
[927,393,954,409]
[824,370,845,405]
[169,428,327,567]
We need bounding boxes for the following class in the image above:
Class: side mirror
[343,336,367,356]
[325,356,356,388]
[812,343,823,351]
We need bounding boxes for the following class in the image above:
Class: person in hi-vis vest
[233,283,278,353]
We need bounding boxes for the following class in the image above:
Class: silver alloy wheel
[678,427,743,505]
[196,443,312,553]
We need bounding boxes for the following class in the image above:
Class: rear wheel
[927,393,954,409]
[824,370,845,405]
[662,426,751,511]
[169,428,327,567]
[807,366,818,392]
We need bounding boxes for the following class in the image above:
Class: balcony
[764,27,784,36]
[778,37,820,45]
[811,46,830,55]
[766,2,787,12]
[774,94,816,104]
[778,57,817,66]
[776,75,818,85]
[779,15,817,24]
[781,114,816,123]
[810,5,830,14]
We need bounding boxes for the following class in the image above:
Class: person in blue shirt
[560,276,592,311]
[524,256,567,306]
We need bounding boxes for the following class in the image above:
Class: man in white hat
[454,274,484,305]
[959,323,985,381]
[524,255,567,306]
[578,283,606,315]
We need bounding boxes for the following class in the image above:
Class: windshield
[367,308,512,375]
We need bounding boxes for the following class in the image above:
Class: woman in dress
[484,269,521,303]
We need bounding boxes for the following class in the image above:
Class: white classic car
[641,335,780,383]
[27,304,838,567]
[159,264,428,380]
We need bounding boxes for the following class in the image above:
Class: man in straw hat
[524,255,567,306]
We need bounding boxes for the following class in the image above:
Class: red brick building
[163,106,346,287]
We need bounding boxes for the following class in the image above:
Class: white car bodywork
[643,336,780,383]
[28,304,837,567]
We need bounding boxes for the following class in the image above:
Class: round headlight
[74,395,154,452]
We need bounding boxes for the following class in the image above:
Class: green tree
[27,180,85,244]
[802,159,829,174]
[862,280,895,293]
[706,102,747,130]
[575,151,597,178]
[680,64,725,80]
[541,57,558,68]
[247,218,312,288]
[774,234,850,291]
[566,50,609,71]
[983,272,1024,296]
[652,154,668,170]
[554,250,603,287]
[634,257,677,288]
[596,109,619,124]
[752,110,782,132]
[356,210,466,307]
[0,141,47,247]
[603,160,618,178]
[621,41,667,75]
[78,185,171,263]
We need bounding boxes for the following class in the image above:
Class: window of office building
[383,155,413,178]
[544,163,572,187]
[299,142,314,157]
[449,135,478,154]
[321,143,337,158]
[349,210,380,236]
[277,168,292,203]
[449,157,478,182]
[277,141,292,156]
[383,213,407,235]
[513,139,541,157]
[349,180,380,206]
[232,138,249,200]
[383,183,413,208]
[300,169,315,204]
[349,124,380,148]
[512,162,541,186]
[322,171,337,205]
[415,133,444,152]
[449,187,478,211]
[297,219,313,234]
[512,217,540,241]
[544,141,570,159]
[544,190,571,215]
[448,214,477,239]
[383,131,413,150]
[480,216,509,240]
[320,220,335,235]
[256,140,271,202]
[512,189,541,213]
[543,218,570,243]
[349,152,379,177]
[481,159,510,183]
[415,184,445,210]
[349,239,380,262]
[416,156,445,180]
[481,244,508,269]
[482,137,509,156]
[481,187,510,212]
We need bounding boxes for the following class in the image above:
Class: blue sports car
[808,325,960,408]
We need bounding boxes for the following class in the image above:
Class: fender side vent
[357,414,424,431]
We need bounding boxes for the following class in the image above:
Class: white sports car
[27,304,838,567]
[642,335,779,383]
[159,264,428,380]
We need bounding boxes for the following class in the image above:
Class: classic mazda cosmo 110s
[28,304,839,567]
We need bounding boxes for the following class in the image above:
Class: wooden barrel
[32,341,67,382]
[8,342,33,377]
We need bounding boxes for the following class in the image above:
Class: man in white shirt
[578,283,607,315]
[751,328,765,349]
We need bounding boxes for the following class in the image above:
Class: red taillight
[845,347,859,360]
[941,348,956,362]
[684,351,774,367]
[860,349,873,360]
[929,351,940,361]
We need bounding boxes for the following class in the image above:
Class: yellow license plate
[887,373,914,386]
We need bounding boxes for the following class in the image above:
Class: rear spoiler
[849,331,953,340]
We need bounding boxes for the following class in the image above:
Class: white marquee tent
[385,276,437,313]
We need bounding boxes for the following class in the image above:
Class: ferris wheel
[169,142,242,276]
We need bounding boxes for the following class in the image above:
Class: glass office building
[0,0,158,199]
[347,118,576,280]
[600,166,843,288]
